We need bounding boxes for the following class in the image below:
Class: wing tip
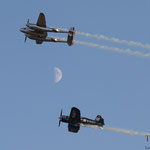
[39,12,45,16]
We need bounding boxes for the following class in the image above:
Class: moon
[54,67,62,83]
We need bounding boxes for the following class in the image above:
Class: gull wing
[68,124,80,133]
[36,13,46,27]
[36,40,43,44]
[69,107,81,123]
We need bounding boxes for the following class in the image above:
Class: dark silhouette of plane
[20,13,75,46]
[59,107,104,133]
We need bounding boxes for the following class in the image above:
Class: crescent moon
[54,67,62,83]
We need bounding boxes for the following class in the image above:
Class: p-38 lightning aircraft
[59,107,104,133]
[20,13,75,46]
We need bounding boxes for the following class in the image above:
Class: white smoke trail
[103,126,150,137]
[76,31,150,50]
[75,40,150,58]
[85,125,150,138]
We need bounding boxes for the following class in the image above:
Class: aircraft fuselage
[20,28,46,38]
[60,115,104,127]
[20,13,75,45]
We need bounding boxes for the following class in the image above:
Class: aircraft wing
[36,40,43,44]
[68,124,80,133]
[69,107,81,123]
[36,13,46,27]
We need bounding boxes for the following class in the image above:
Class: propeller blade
[27,18,29,24]
[26,18,29,27]
[24,36,27,43]
[60,109,62,116]
[58,109,63,127]
[58,120,61,127]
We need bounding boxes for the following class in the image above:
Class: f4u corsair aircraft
[59,107,104,133]
[20,13,75,46]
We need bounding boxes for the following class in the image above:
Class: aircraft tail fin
[67,27,75,46]
[95,115,105,125]
[69,27,75,36]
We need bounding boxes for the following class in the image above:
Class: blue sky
[0,0,150,150]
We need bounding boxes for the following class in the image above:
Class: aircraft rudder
[67,27,75,46]
[95,115,105,125]
[69,27,75,36]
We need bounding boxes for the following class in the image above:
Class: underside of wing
[68,124,80,133]
[36,13,46,27]
[36,40,43,44]
[69,107,81,123]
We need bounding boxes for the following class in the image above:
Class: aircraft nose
[20,28,24,32]
[20,28,26,33]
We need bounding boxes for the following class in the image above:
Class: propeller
[24,18,30,43]
[58,109,63,127]
[24,36,27,43]
[26,18,29,27]
[27,18,29,24]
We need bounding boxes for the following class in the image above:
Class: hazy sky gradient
[0,0,150,150]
